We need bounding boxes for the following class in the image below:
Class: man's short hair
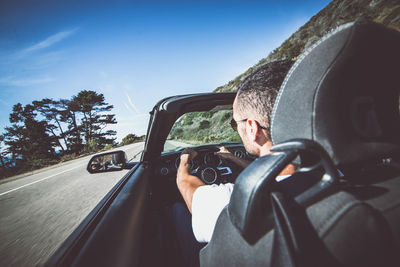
[236,59,294,140]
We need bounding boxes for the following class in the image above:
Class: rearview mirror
[87,150,127,173]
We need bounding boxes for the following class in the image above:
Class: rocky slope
[214,0,400,93]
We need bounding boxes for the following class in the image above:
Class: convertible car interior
[46,19,400,267]
[201,19,400,267]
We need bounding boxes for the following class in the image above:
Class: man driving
[174,59,294,266]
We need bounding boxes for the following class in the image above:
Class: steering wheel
[188,149,238,184]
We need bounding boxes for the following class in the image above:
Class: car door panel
[71,163,151,267]
[46,163,152,267]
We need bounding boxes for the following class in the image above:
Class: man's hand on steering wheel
[215,146,233,161]
[177,148,204,213]
[180,148,198,169]
[215,146,251,169]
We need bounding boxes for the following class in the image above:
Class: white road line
[0,164,85,197]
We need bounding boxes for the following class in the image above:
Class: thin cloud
[21,28,79,55]
[0,76,54,87]
[124,102,135,115]
[125,93,140,114]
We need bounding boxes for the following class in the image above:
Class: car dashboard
[154,143,254,185]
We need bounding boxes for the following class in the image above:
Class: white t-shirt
[191,183,234,243]
[191,175,291,243]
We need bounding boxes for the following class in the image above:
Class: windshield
[163,108,241,153]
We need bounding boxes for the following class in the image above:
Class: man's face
[233,96,259,156]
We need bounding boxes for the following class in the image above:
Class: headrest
[228,150,297,244]
[271,19,400,167]
[228,138,340,244]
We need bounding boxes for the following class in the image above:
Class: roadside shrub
[199,120,210,130]
[104,144,113,150]
[83,139,98,153]
[201,111,215,119]
[203,133,224,143]
[60,153,78,162]
[218,111,231,124]
[225,132,241,142]
[28,158,59,170]
[121,134,139,146]
[180,113,197,126]
[170,127,184,139]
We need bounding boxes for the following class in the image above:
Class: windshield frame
[141,92,237,162]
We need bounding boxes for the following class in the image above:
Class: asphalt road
[0,142,146,267]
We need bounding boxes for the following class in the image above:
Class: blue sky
[0,0,331,142]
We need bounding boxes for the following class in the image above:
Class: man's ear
[246,119,260,141]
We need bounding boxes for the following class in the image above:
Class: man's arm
[216,146,251,168]
[176,148,205,213]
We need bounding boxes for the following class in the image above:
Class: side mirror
[87,150,132,173]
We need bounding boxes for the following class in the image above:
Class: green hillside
[214,0,400,93]
[170,0,399,146]
[168,110,241,146]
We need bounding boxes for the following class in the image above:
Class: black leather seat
[200,19,400,267]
